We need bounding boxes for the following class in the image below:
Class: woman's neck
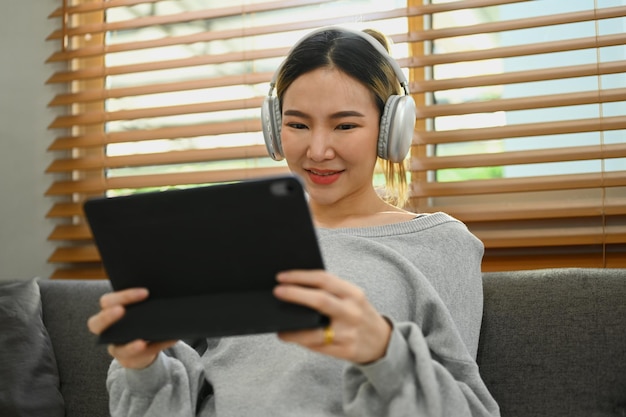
[310,192,414,229]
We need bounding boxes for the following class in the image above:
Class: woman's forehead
[285,68,372,100]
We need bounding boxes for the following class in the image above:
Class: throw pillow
[0,278,65,417]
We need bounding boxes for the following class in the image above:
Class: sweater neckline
[315,212,456,237]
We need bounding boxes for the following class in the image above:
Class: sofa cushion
[477,268,626,417]
[38,279,113,417]
[0,278,65,417]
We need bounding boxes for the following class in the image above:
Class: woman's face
[280,67,381,208]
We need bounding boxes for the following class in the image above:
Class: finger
[277,327,351,361]
[273,284,343,317]
[108,339,177,369]
[274,273,368,320]
[87,305,125,335]
[279,320,390,364]
[277,327,332,348]
[108,340,152,368]
[100,288,149,309]
[108,339,146,359]
[150,339,178,352]
[277,270,357,298]
[109,339,177,358]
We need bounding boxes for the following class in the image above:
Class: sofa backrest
[477,268,626,417]
[38,269,626,417]
[39,279,112,417]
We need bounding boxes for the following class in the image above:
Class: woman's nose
[306,130,335,161]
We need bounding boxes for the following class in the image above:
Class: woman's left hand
[273,269,392,364]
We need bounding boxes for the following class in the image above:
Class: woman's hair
[275,27,409,207]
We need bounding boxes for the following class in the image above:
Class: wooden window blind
[45,0,415,279]
[45,0,625,279]
[410,0,626,271]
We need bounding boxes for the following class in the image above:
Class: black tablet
[84,175,328,344]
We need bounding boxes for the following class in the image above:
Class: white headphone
[261,27,416,163]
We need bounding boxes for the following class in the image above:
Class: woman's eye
[337,124,356,130]
[286,122,307,130]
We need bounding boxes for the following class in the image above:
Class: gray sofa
[1,268,625,417]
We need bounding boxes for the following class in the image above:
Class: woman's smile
[306,168,344,185]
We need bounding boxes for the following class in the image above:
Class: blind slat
[46,202,84,218]
[410,61,626,93]
[50,267,108,280]
[46,145,270,173]
[406,33,626,67]
[49,119,262,150]
[416,88,626,119]
[50,0,519,19]
[48,72,274,106]
[416,115,626,144]
[407,6,626,43]
[411,143,626,171]
[412,171,626,197]
[45,166,290,196]
[49,97,265,129]
[477,224,626,248]
[431,198,626,222]
[46,47,290,83]
[47,0,331,40]
[49,0,159,18]
[47,246,100,263]
[481,252,626,272]
[48,224,92,241]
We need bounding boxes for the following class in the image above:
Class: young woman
[88,27,500,416]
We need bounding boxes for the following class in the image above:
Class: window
[413,0,626,270]
[45,0,412,278]
[46,0,625,279]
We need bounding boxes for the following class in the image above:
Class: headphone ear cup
[377,95,416,162]
[262,96,284,161]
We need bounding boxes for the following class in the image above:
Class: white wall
[0,1,60,281]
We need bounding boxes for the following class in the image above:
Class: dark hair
[275,27,409,206]
[275,28,400,115]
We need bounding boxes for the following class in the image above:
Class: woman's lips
[306,169,343,185]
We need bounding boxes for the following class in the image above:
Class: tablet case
[84,175,328,344]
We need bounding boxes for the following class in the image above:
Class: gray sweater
[107,212,500,416]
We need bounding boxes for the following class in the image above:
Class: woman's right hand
[87,288,177,370]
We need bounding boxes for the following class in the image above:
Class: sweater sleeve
[107,341,208,417]
[321,218,499,416]
[343,320,500,417]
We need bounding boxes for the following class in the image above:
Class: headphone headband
[268,27,410,97]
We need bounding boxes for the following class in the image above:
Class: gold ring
[323,326,334,345]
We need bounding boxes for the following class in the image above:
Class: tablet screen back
[84,175,327,344]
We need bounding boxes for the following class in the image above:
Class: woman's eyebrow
[330,110,365,118]
[283,109,309,118]
[282,110,365,118]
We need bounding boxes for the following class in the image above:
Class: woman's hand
[273,270,392,364]
[87,288,177,370]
